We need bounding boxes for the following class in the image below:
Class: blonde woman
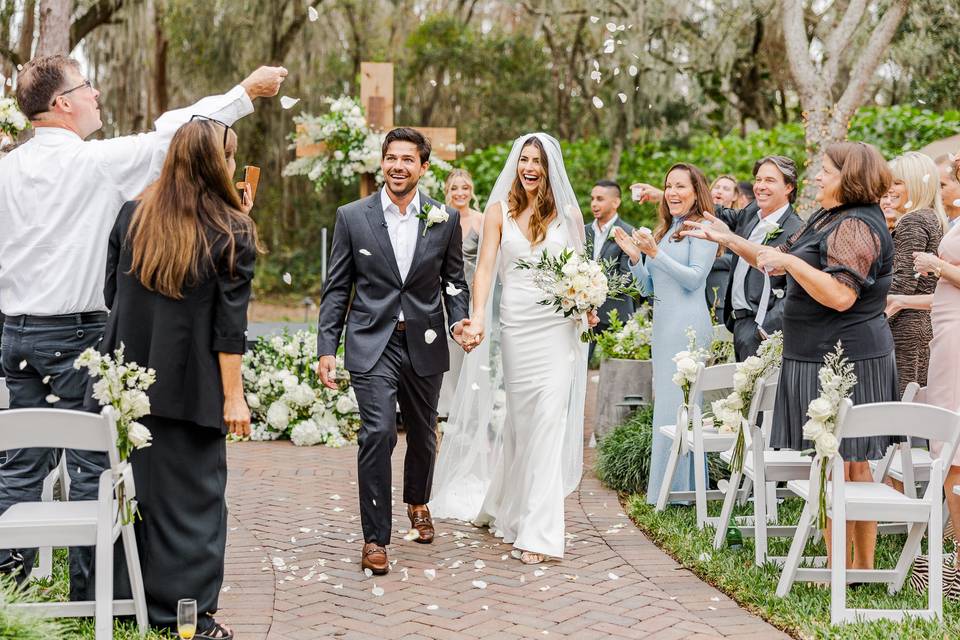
[884,152,948,395]
[437,169,483,417]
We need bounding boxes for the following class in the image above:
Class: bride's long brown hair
[507,136,556,245]
[128,119,258,299]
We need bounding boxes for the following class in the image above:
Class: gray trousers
[732,316,764,362]
[349,329,442,545]
[0,314,108,601]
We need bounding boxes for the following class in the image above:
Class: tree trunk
[152,0,168,114]
[18,0,37,62]
[37,0,71,57]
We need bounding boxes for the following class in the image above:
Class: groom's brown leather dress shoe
[361,543,389,575]
[407,504,435,544]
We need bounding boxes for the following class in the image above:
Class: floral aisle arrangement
[75,345,155,524]
[594,305,653,361]
[515,245,640,342]
[671,327,714,407]
[801,342,857,528]
[710,332,783,473]
[283,95,454,196]
[242,330,361,447]
[0,97,28,141]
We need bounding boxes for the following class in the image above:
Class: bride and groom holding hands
[317,127,596,574]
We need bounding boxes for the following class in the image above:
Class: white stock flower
[127,421,153,449]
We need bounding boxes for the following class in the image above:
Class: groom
[317,127,472,574]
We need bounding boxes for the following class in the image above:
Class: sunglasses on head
[190,114,233,149]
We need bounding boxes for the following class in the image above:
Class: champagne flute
[177,598,197,640]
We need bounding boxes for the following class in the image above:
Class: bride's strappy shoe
[520,551,546,565]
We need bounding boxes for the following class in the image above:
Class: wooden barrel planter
[594,358,654,441]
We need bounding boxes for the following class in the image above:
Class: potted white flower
[594,306,654,440]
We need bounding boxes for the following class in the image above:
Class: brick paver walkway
[217,381,788,639]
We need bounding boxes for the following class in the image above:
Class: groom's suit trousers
[350,329,441,545]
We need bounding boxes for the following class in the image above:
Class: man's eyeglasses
[190,114,233,149]
[50,80,92,108]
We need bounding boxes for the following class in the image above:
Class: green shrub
[0,576,65,640]
[595,405,653,494]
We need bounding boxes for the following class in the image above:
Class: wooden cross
[296,62,458,198]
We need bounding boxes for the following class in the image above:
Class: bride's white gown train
[472,214,581,557]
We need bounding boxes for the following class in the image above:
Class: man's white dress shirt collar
[730,203,790,312]
[591,214,619,260]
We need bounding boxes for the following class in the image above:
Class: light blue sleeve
[648,237,718,292]
[628,256,654,297]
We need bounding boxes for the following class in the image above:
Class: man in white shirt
[585,180,636,361]
[0,54,286,599]
[936,154,960,230]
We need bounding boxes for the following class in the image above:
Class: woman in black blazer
[98,118,256,639]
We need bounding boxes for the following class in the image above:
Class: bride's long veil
[430,132,588,522]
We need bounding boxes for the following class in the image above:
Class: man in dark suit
[585,180,637,361]
[317,128,471,574]
[715,156,804,360]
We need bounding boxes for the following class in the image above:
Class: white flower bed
[242,330,360,447]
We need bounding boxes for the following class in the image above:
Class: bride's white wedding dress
[470,206,582,557]
[430,132,588,560]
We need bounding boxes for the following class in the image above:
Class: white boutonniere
[418,203,449,237]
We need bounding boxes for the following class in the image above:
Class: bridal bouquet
[802,342,857,528]
[514,248,639,342]
[75,344,155,524]
[710,332,783,473]
[0,97,28,140]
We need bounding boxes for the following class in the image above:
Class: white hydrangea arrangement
[0,97,28,141]
[242,330,360,447]
[75,344,155,523]
[710,331,783,473]
[283,95,453,197]
[802,342,857,528]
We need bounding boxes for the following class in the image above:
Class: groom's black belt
[395,321,407,332]
[731,309,756,320]
[6,312,108,327]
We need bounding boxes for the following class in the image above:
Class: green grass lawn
[0,550,172,639]
[627,493,960,640]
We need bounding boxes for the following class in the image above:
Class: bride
[430,133,594,564]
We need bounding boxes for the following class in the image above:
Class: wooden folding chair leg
[776,501,813,597]
[656,440,681,511]
[713,470,741,549]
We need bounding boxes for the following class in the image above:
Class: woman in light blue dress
[613,163,718,503]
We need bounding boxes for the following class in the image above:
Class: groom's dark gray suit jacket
[317,190,470,376]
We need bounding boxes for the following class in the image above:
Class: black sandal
[196,619,234,640]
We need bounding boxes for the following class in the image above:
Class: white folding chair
[776,400,960,624]
[656,362,738,528]
[0,407,148,639]
[871,383,930,497]
[712,371,814,565]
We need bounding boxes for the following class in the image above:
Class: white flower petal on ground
[608,572,619,580]
[445,282,462,296]
[474,560,485,569]
[330,494,341,500]
[282,272,292,285]
[332,507,343,512]
[371,584,384,597]
[308,6,319,21]
[424,568,436,581]
[332,583,343,589]
[45,394,60,404]
[592,96,604,109]
[424,329,438,344]
[400,567,409,582]
[403,529,420,541]
[534,569,545,577]
[471,580,487,589]
[449,560,463,569]
[363,568,373,577]
[427,604,439,610]
[359,249,372,256]
[280,96,300,110]
[539,585,550,592]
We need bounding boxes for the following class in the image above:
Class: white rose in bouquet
[676,357,699,380]
[806,396,834,422]
[815,431,840,458]
[802,418,828,441]
[335,394,357,414]
[732,371,749,392]
[672,350,691,364]
[127,421,153,449]
[671,371,686,386]
[284,383,316,408]
[290,419,325,446]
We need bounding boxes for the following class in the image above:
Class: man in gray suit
[585,180,637,361]
[317,128,472,575]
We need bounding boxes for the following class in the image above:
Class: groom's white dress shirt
[381,187,421,322]
[0,86,254,317]
[730,203,789,312]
